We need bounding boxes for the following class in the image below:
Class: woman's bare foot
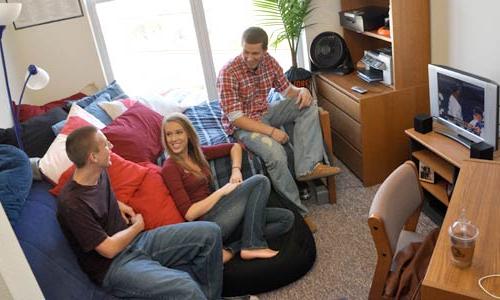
[240,248,279,260]
[222,249,234,263]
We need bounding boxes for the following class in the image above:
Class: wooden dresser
[317,73,428,186]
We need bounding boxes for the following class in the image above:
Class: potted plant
[253,0,314,88]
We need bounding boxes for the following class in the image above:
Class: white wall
[0,25,22,129]
[0,2,106,128]
[431,0,500,84]
[305,0,343,52]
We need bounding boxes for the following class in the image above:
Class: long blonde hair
[161,113,212,180]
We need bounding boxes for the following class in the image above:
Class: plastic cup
[448,220,479,268]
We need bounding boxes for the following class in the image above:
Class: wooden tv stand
[405,126,500,206]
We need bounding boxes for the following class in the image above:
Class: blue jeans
[102,222,222,300]
[234,99,325,215]
[201,174,294,253]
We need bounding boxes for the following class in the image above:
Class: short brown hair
[242,27,268,50]
[66,126,98,168]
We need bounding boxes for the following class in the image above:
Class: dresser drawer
[331,129,363,179]
[319,97,362,151]
[317,77,361,122]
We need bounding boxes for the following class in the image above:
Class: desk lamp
[0,3,50,150]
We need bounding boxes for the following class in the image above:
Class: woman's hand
[219,182,241,196]
[230,168,243,183]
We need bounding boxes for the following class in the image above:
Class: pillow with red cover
[15,92,86,123]
[102,102,163,164]
[51,152,183,229]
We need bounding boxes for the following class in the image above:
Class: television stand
[432,120,480,149]
[405,127,500,206]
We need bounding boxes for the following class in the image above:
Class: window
[87,0,302,101]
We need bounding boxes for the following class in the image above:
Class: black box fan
[310,32,354,75]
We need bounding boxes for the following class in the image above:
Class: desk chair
[368,161,425,300]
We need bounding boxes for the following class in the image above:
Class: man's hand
[130,214,145,232]
[295,87,312,109]
[118,201,136,225]
[230,168,243,183]
[270,128,289,144]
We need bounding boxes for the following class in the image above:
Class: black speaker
[470,142,494,160]
[414,114,433,134]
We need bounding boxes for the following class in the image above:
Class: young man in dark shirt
[57,126,223,299]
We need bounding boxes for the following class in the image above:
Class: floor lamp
[0,3,50,150]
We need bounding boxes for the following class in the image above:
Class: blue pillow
[52,93,113,135]
[0,145,32,225]
[74,80,127,109]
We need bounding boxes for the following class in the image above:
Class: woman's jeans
[102,222,223,300]
[201,174,294,253]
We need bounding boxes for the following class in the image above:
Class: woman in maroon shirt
[161,113,294,263]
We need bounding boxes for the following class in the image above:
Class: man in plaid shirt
[217,27,340,231]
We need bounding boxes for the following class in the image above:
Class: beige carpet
[258,160,438,300]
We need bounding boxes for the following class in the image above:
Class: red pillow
[50,152,183,229]
[50,153,148,201]
[102,102,163,163]
[128,169,184,229]
[16,92,86,122]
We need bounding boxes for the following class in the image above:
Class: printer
[357,48,393,86]
[339,6,389,33]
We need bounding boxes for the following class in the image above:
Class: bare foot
[222,249,234,264]
[240,248,279,260]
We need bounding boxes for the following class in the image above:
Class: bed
[1,82,333,298]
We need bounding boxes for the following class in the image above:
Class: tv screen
[429,64,499,149]
[437,73,485,138]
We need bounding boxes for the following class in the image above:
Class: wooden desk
[422,160,500,299]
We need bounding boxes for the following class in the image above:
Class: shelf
[317,73,394,101]
[412,150,455,183]
[361,30,392,43]
[420,180,449,206]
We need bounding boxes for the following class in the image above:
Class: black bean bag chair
[208,152,316,296]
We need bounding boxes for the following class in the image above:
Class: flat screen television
[429,64,499,149]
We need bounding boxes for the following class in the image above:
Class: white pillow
[136,93,188,116]
[39,104,106,184]
[98,98,137,120]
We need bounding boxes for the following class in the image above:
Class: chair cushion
[0,145,32,225]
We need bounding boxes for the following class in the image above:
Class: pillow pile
[0,107,68,157]
[15,92,86,122]
[39,104,106,184]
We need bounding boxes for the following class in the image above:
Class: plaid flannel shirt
[217,52,290,135]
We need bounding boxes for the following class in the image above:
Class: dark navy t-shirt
[57,171,127,284]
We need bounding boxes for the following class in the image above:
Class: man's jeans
[234,99,324,215]
[102,222,223,300]
[201,174,294,253]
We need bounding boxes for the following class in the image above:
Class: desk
[422,160,500,299]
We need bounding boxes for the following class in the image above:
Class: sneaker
[303,216,318,233]
[297,163,341,181]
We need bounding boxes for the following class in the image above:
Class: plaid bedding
[183,100,232,146]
